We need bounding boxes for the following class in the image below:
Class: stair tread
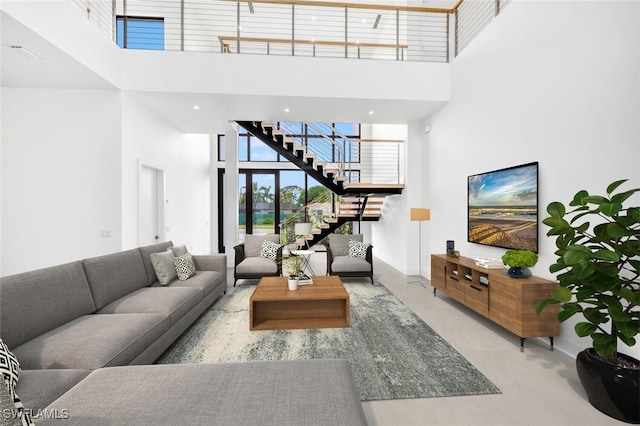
[343,183,405,188]
[337,213,382,217]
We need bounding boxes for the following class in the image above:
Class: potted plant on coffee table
[285,254,304,291]
[501,249,538,278]
[537,179,639,423]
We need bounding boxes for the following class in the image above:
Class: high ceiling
[1,3,450,131]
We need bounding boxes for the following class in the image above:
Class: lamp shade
[294,223,312,235]
[410,208,431,221]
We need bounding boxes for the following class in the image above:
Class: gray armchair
[233,234,282,286]
[326,234,374,284]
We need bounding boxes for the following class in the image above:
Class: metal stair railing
[279,187,336,245]
[321,122,404,185]
[278,121,346,179]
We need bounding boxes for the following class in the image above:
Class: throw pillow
[150,249,177,285]
[174,253,196,281]
[0,376,22,426]
[171,244,188,257]
[348,239,370,259]
[260,240,282,261]
[0,339,33,426]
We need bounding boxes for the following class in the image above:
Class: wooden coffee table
[249,276,350,331]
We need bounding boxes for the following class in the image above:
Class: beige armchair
[326,234,374,284]
[233,234,282,286]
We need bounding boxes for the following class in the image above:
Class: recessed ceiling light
[284,108,290,113]
[193,105,200,110]
[369,110,375,115]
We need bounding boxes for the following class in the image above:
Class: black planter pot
[576,348,640,424]
[506,266,531,278]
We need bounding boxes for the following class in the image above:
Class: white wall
[425,0,640,358]
[121,93,211,254]
[1,88,122,275]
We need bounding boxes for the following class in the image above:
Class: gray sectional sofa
[1,242,367,425]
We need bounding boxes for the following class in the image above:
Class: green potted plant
[537,179,640,423]
[501,249,538,278]
[285,254,304,291]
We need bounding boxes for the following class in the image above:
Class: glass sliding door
[251,172,277,236]
[279,170,305,243]
[238,171,278,243]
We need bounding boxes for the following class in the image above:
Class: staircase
[237,120,405,247]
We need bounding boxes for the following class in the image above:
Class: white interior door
[139,164,165,245]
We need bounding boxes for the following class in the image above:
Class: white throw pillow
[171,244,188,257]
[150,249,177,285]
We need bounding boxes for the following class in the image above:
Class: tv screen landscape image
[468,162,538,252]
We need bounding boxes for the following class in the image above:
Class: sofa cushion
[150,249,177,285]
[138,241,174,285]
[17,369,91,412]
[244,234,280,258]
[11,314,169,370]
[174,253,196,281]
[330,234,362,257]
[97,287,201,326]
[236,257,278,274]
[0,261,96,349]
[156,271,224,297]
[45,360,367,426]
[331,256,371,272]
[83,249,149,310]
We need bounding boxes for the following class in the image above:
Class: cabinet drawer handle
[470,285,482,292]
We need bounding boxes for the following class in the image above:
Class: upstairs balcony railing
[70,0,514,63]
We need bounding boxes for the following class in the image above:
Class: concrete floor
[233,253,621,425]
[359,258,621,426]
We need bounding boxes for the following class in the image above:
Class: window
[238,127,281,162]
[217,123,361,164]
[117,16,164,50]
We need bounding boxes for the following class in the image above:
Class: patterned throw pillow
[260,240,282,260]
[0,339,33,426]
[174,253,196,281]
[348,239,370,259]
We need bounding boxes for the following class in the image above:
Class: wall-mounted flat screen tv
[468,161,538,252]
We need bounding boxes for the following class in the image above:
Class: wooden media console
[430,254,560,351]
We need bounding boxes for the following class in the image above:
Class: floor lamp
[409,208,431,285]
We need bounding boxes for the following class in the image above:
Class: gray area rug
[157,282,501,401]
